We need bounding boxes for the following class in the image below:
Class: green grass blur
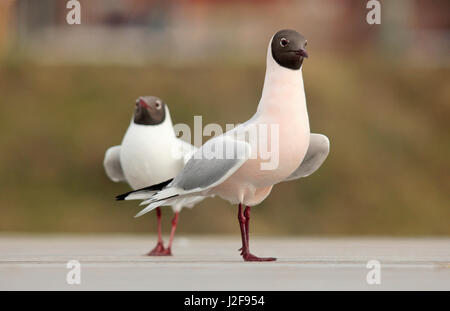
[0,52,449,235]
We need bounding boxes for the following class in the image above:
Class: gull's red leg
[147,207,166,256]
[238,205,250,254]
[238,203,247,254]
[244,206,250,245]
[162,212,179,256]
[238,204,276,262]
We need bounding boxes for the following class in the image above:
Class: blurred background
[0,0,448,236]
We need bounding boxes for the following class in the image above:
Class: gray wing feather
[103,145,126,182]
[173,137,251,191]
[284,133,330,182]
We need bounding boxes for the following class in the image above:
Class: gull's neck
[257,44,307,118]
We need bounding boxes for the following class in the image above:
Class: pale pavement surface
[0,235,449,290]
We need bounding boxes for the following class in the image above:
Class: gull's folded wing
[133,136,251,217]
[172,136,251,192]
[283,133,330,182]
[103,145,126,182]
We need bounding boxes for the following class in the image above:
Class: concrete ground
[0,235,449,290]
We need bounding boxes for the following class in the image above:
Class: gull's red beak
[138,98,149,108]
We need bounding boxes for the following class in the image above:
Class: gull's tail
[116,178,200,218]
[115,178,173,201]
[134,188,181,217]
[119,181,196,218]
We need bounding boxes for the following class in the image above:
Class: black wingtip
[116,192,130,201]
[115,189,137,200]
[114,178,174,202]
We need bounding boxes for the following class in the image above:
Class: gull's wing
[128,136,251,217]
[283,133,330,182]
[103,145,126,182]
[171,136,251,192]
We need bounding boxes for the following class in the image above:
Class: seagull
[116,30,330,261]
[104,96,203,256]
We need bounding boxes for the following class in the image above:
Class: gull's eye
[155,101,162,110]
[280,38,289,47]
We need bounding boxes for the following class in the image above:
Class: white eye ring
[155,102,162,110]
[280,38,289,47]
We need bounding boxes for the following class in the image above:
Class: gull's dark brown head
[271,29,308,70]
[133,96,166,125]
